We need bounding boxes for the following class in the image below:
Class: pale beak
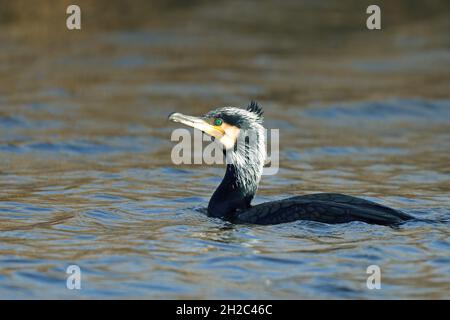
[168,112,225,139]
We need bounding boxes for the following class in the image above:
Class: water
[0,0,449,299]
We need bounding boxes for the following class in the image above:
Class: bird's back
[234,193,413,226]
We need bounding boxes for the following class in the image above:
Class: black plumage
[234,193,412,225]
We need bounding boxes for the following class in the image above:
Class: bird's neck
[207,128,265,219]
[207,164,254,219]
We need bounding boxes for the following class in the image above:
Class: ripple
[304,98,450,123]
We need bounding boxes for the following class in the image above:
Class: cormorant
[168,101,413,226]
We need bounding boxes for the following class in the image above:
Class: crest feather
[247,101,263,120]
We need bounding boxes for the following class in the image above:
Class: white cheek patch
[219,126,240,150]
[219,135,236,150]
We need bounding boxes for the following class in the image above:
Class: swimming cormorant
[168,102,413,226]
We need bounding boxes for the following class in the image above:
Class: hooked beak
[168,112,225,139]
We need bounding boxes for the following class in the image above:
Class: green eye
[213,118,223,126]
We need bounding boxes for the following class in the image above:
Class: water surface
[0,0,449,299]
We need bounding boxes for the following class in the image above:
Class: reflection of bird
[169,102,413,226]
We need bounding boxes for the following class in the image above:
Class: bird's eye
[213,118,223,126]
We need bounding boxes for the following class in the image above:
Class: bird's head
[168,101,265,152]
[169,101,267,194]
